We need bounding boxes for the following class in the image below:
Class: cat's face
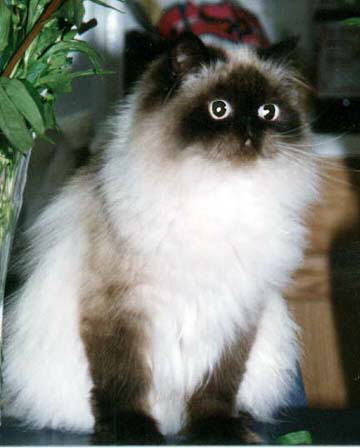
[136,33,309,163]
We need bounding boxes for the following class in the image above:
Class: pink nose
[245,138,252,147]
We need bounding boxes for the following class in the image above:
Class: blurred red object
[157,1,269,48]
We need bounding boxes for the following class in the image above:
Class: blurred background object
[313,0,360,132]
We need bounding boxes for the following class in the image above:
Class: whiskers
[277,109,326,137]
[281,131,351,151]
[275,140,359,188]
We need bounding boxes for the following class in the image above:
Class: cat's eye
[209,100,232,120]
[258,104,280,121]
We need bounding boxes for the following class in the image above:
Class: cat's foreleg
[80,308,165,445]
[186,335,261,444]
[236,291,299,422]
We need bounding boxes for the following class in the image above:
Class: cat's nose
[241,136,255,150]
[238,136,258,156]
[244,138,252,147]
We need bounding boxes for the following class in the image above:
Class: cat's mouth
[207,138,262,162]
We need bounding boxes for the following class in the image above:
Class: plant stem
[1,0,66,78]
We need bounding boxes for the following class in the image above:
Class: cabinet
[286,145,360,407]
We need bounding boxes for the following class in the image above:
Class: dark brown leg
[187,412,259,445]
[81,310,165,445]
[186,334,260,445]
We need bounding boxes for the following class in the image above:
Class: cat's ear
[170,32,209,76]
[124,30,168,93]
[258,36,299,63]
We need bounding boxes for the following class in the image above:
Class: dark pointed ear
[258,36,300,62]
[124,30,168,93]
[170,32,209,76]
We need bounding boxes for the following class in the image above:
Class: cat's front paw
[93,412,166,445]
[187,415,261,445]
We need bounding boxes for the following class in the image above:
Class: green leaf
[0,84,33,152]
[46,52,71,71]
[29,18,61,60]
[69,68,114,78]
[11,9,20,26]
[42,39,103,72]
[57,0,75,23]
[87,0,123,13]
[343,17,360,26]
[63,29,78,41]
[4,79,45,135]
[37,71,73,93]
[74,0,85,28]
[0,0,12,53]
[277,431,312,445]
[11,0,28,11]
[0,44,12,74]
[66,0,76,21]
[57,0,85,28]
[43,100,56,129]
[26,0,50,32]
[25,60,48,83]
[37,67,112,93]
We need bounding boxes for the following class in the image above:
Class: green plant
[0,0,119,244]
[343,0,360,25]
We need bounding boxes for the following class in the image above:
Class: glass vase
[0,148,31,421]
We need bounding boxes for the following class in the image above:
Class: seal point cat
[3,33,317,444]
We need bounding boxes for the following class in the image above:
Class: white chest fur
[102,149,316,434]
[3,138,316,434]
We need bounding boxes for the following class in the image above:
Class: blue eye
[209,99,232,120]
[258,104,280,121]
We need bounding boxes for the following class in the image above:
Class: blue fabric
[0,366,307,444]
[286,363,307,409]
[256,364,307,442]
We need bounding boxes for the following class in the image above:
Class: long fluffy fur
[3,43,318,435]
